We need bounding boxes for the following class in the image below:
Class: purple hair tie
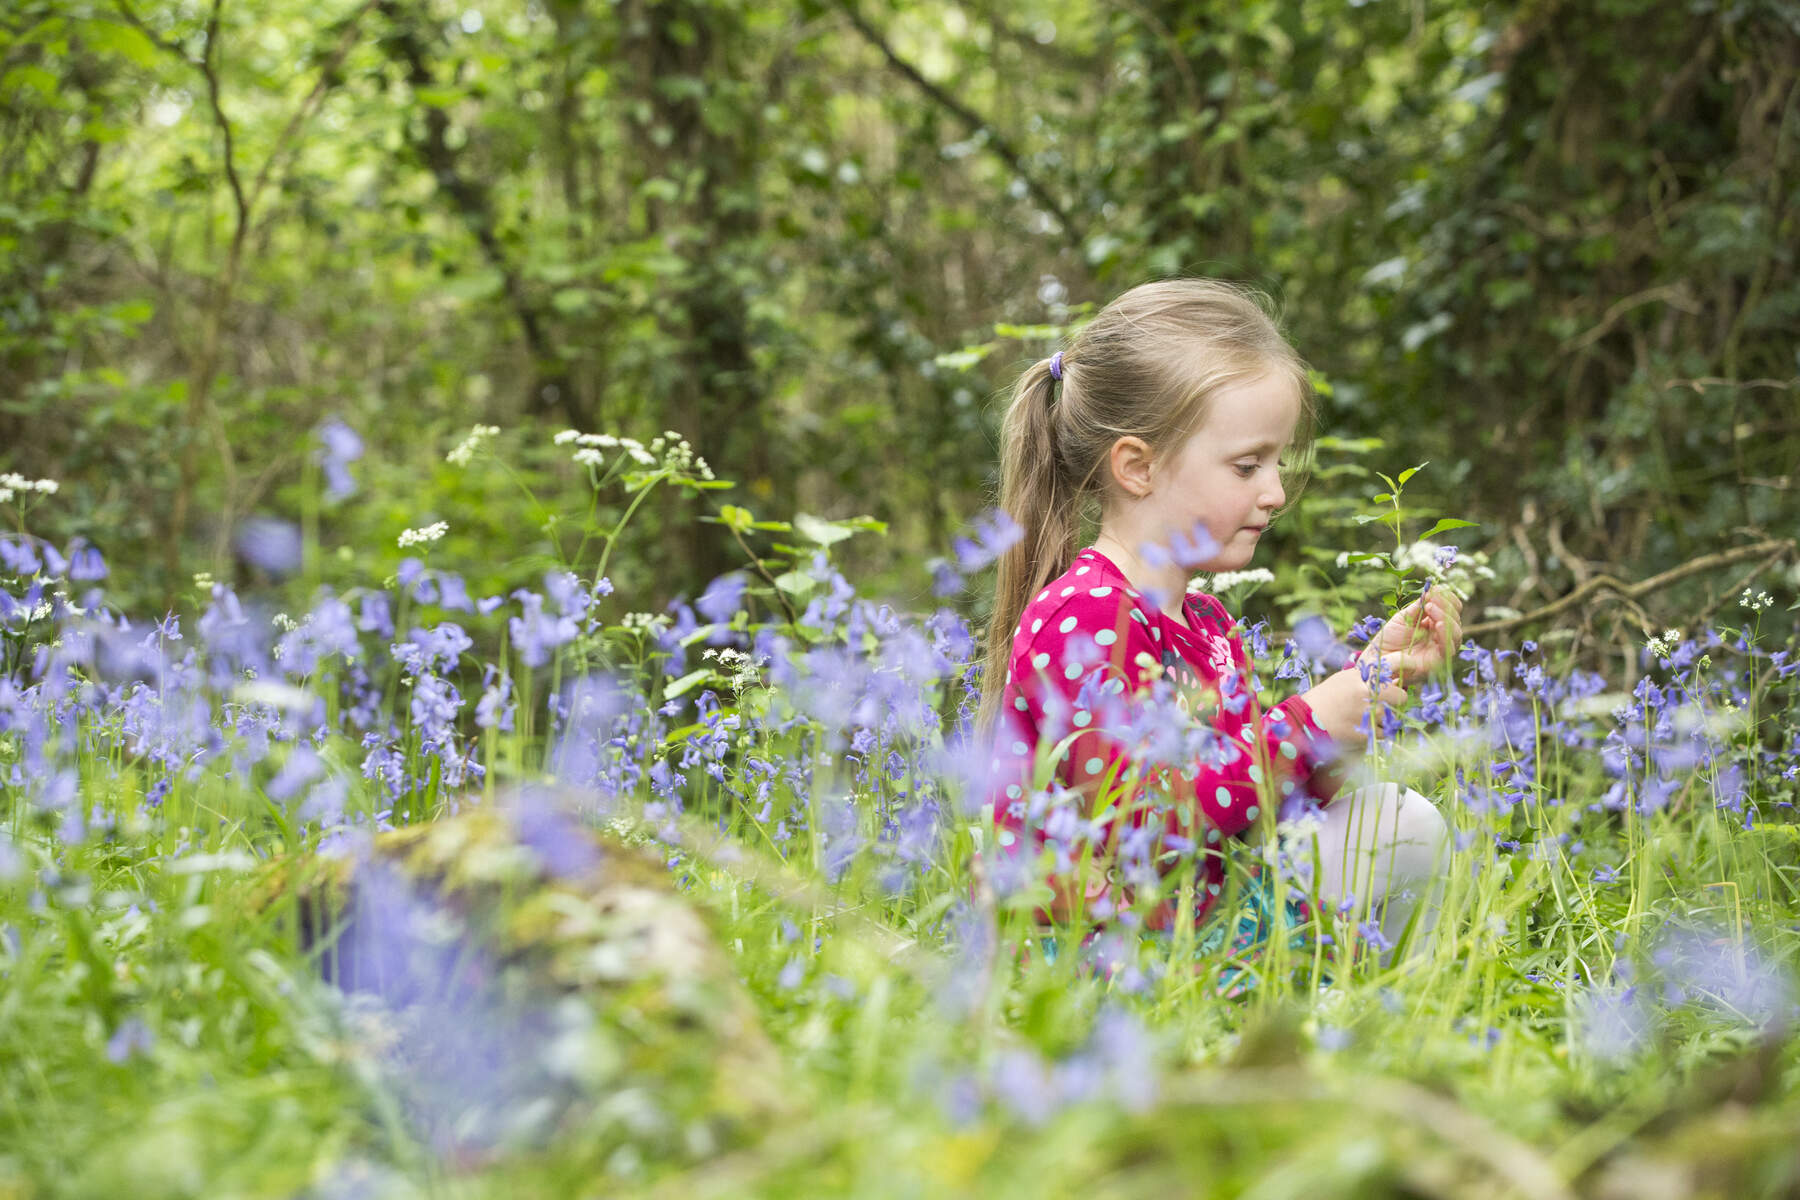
[1048,351,1064,381]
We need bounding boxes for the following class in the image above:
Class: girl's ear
[1108,436,1156,499]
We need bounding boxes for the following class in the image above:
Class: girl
[976,278,1462,970]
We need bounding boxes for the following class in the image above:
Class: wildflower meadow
[1,424,1796,1200]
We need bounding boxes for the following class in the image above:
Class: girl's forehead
[1192,374,1301,441]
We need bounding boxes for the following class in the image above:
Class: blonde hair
[974,278,1316,744]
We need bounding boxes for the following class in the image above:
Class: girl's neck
[1090,529,1188,620]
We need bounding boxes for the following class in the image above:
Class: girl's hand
[1356,587,1463,687]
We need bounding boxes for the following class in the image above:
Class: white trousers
[1260,783,1451,958]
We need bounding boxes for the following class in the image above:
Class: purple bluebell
[546,673,632,795]
[1651,927,1795,1028]
[508,786,603,880]
[391,623,472,677]
[0,536,42,577]
[234,517,303,575]
[930,559,963,599]
[696,571,747,625]
[301,775,348,826]
[268,745,324,801]
[1138,519,1221,572]
[777,957,805,989]
[105,1017,154,1064]
[66,538,107,582]
[474,670,514,732]
[314,418,363,501]
[357,592,394,639]
[196,585,272,688]
[950,509,1024,574]
[1573,982,1654,1063]
[511,590,580,670]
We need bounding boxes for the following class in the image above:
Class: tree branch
[377,0,576,421]
[198,0,249,254]
[246,0,382,227]
[835,0,1085,248]
[1465,538,1796,638]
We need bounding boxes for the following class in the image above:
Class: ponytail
[975,356,1083,745]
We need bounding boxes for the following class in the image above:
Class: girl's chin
[1195,550,1256,574]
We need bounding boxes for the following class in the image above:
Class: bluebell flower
[433,572,473,613]
[0,536,42,577]
[950,508,1023,574]
[268,745,324,801]
[105,1017,154,1064]
[357,592,393,639]
[301,775,347,826]
[391,623,471,677]
[474,670,514,732]
[544,570,592,620]
[196,584,272,687]
[234,517,302,575]
[313,418,363,501]
[1138,519,1221,572]
[991,1050,1056,1126]
[507,787,603,880]
[777,957,806,989]
[546,673,632,793]
[66,538,107,582]
[930,558,963,599]
[510,590,580,670]
[1572,982,1653,1063]
[696,571,747,625]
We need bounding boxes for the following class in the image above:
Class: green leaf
[1314,435,1385,454]
[1421,517,1479,539]
[992,322,1065,341]
[772,570,818,598]
[84,19,159,68]
[1,64,58,99]
[663,668,712,700]
[933,344,996,372]
[439,269,504,303]
[551,287,597,315]
[718,505,755,534]
[414,85,467,108]
[793,512,854,546]
[1397,461,1429,486]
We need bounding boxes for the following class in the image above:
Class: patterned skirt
[1037,863,1325,998]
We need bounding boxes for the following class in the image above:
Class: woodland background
[3,0,1797,640]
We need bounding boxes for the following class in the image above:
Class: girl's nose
[1262,475,1286,510]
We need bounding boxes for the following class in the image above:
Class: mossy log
[246,793,788,1166]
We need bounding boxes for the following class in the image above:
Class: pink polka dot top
[984,545,1336,929]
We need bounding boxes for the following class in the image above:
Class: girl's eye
[1234,462,1259,478]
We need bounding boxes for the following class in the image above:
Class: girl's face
[1150,372,1298,573]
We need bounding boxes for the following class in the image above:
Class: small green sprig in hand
[1345,461,1477,688]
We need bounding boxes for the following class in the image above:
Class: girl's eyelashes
[1233,462,1260,478]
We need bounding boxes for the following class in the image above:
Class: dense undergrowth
[1,430,1797,1199]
